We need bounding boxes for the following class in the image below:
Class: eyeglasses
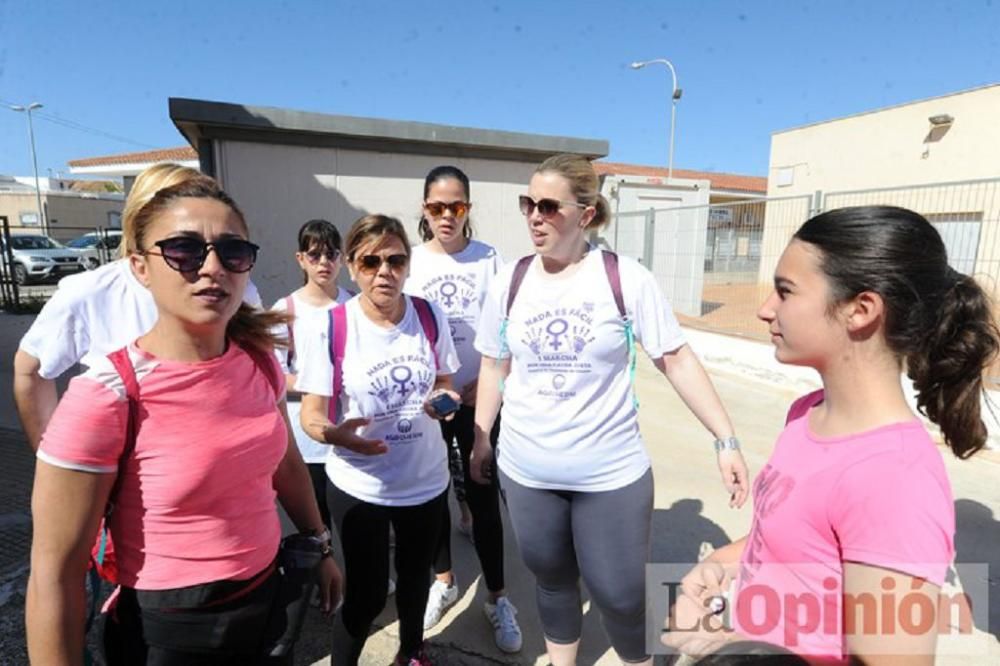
[518,195,588,217]
[144,237,259,273]
[423,201,471,218]
[355,253,409,273]
[304,248,341,264]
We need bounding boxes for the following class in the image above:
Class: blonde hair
[129,172,290,353]
[119,163,203,257]
[344,214,411,261]
[535,154,611,230]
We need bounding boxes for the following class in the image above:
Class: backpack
[498,250,639,407]
[326,296,439,422]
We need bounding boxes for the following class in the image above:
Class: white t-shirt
[405,240,503,391]
[271,289,352,464]
[295,296,460,506]
[19,259,262,379]
[475,250,686,492]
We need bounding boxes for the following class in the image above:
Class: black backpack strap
[506,255,535,316]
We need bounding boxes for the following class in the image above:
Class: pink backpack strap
[410,296,440,370]
[284,295,296,367]
[243,344,282,396]
[328,304,348,422]
[600,250,626,319]
[506,255,534,316]
[105,348,140,518]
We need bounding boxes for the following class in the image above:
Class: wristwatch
[714,436,741,452]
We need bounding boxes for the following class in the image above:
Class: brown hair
[119,163,203,257]
[344,214,411,262]
[795,206,1000,459]
[130,174,290,353]
[535,154,611,230]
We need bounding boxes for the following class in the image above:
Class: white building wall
[214,140,542,304]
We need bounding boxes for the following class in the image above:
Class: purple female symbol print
[546,318,570,351]
[438,281,458,309]
[390,365,414,397]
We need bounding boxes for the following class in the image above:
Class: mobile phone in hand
[429,392,460,418]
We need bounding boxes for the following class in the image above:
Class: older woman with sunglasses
[297,214,461,666]
[271,219,352,532]
[27,174,342,665]
[470,154,749,666]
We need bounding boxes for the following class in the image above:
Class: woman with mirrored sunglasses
[297,214,462,666]
[404,165,522,653]
[27,174,343,665]
[471,154,750,666]
[270,219,352,535]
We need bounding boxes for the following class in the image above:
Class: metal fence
[0,222,122,310]
[604,177,1000,344]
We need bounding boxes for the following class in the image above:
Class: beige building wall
[758,84,1000,286]
[214,140,541,305]
[0,192,123,242]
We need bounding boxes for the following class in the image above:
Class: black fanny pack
[106,535,323,661]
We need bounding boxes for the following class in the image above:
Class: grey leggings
[499,467,654,662]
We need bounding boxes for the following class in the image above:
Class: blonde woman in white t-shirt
[471,154,751,666]
[405,166,522,653]
[271,219,352,530]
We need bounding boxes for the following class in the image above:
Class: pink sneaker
[395,643,433,666]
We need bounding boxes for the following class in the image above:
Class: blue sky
[1,0,997,179]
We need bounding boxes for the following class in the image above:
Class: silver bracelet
[714,436,741,452]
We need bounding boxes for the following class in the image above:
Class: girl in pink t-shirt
[665,206,998,664]
[26,171,343,665]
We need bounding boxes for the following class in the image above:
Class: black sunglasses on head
[145,237,259,273]
[518,195,588,217]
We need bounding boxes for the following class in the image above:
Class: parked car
[0,234,85,285]
[66,230,123,269]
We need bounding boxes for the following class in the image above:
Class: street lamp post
[9,102,46,233]
[630,59,682,181]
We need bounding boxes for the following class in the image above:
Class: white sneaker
[387,576,396,596]
[423,577,459,629]
[484,596,522,653]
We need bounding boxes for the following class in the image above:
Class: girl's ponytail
[907,272,999,458]
[226,304,291,354]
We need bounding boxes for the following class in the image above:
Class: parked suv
[0,234,85,285]
[67,230,123,269]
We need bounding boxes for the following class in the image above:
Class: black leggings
[306,462,331,529]
[327,481,447,664]
[433,405,505,592]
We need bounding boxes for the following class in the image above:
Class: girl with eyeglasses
[297,215,462,666]
[27,174,342,664]
[405,166,522,653]
[471,154,750,666]
[271,219,352,532]
[664,207,998,663]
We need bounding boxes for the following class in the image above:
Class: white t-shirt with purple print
[405,240,503,392]
[475,249,686,492]
[296,295,460,506]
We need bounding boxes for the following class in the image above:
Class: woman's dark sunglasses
[145,237,259,273]
[356,253,409,273]
[518,195,587,217]
[424,201,470,218]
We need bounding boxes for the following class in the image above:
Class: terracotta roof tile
[68,146,198,168]
[594,161,767,194]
